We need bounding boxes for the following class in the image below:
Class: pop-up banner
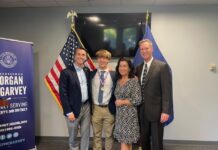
[0,38,35,150]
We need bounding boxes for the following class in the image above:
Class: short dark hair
[75,47,87,55]
[116,57,135,79]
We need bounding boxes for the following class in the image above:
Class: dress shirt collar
[74,63,83,71]
[144,57,153,69]
[98,67,109,73]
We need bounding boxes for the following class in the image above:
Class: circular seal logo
[0,52,18,68]
[13,132,19,138]
[6,133,12,139]
[0,134,6,141]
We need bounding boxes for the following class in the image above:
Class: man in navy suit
[59,47,91,150]
[135,39,173,150]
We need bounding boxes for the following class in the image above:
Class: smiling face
[74,48,87,67]
[97,56,109,70]
[96,49,111,70]
[139,40,153,62]
[118,60,130,77]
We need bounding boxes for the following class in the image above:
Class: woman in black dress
[113,57,142,150]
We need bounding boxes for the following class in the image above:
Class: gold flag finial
[67,10,78,30]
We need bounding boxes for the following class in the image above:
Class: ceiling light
[98,24,105,27]
[87,16,100,23]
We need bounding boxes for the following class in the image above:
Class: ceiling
[0,0,218,8]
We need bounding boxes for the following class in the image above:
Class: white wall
[0,5,218,141]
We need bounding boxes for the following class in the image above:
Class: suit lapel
[83,67,89,81]
[90,69,97,94]
[70,65,80,87]
[138,63,144,83]
[109,71,115,81]
[91,69,97,79]
[109,71,117,91]
[143,59,156,86]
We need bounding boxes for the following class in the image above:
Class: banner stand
[0,38,36,150]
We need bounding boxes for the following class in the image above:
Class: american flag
[44,28,96,110]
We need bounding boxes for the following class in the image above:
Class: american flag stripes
[44,28,96,110]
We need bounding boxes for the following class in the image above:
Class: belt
[82,100,89,105]
[97,104,108,107]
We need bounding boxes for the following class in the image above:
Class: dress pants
[92,105,115,150]
[65,103,90,150]
[140,105,164,150]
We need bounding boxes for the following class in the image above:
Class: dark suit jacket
[59,65,91,118]
[135,59,173,122]
[90,69,117,115]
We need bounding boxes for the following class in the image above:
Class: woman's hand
[115,99,123,106]
[115,99,132,106]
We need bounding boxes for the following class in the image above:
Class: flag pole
[145,10,149,36]
[67,10,77,30]
[67,10,85,48]
[146,10,149,27]
[67,10,96,70]
[137,12,150,150]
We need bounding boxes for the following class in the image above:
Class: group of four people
[59,39,173,150]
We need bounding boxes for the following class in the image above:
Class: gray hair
[139,39,153,47]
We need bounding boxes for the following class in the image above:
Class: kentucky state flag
[133,25,174,126]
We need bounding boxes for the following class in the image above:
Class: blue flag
[133,25,174,126]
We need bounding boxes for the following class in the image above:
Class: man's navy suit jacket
[59,65,91,118]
